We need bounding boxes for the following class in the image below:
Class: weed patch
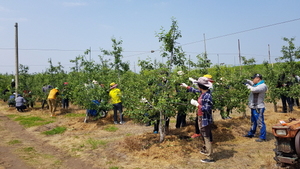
[104,125,118,132]
[64,113,85,117]
[14,116,54,128]
[42,126,67,135]
[86,138,108,149]
[8,139,22,145]
[23,147,36,153]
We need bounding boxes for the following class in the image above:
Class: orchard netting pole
[268,44,273,67]
[15,22,19,97]
[238,39,242,75]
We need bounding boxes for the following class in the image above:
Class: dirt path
[0,112,94,169]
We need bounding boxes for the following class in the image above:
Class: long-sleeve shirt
[15,97,26,107]
[246,80,268,109]
[187,86,213,127]
[198,91,213,127]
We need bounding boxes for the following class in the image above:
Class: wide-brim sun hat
[196,77,213,88]
[110,82,118,89]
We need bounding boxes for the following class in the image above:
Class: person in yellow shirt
[109,82,123,124]
[47,87,59,117]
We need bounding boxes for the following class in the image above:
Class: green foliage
[42,126,67,135]
[279,37,300,62]
[101,37,130,73]
[156,17,186,70]
[188,53,212,73]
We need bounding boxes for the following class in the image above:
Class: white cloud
[62,2,87,7]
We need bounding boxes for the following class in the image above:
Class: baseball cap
[251,73,262,79]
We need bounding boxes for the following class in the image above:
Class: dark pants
[42,99,48,109]
[176,113,186,128]
[281,95,293,112]
[113,103,123,122]
[62,98,69,109]
[16,105,26,112]
[195,116,200,134]
[154,116,170,132]
[176,106,187,128]
[26,100,34,108]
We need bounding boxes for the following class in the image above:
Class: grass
[8,139,22,145]
[86,138,108,149]
[103,125,118,132]
[109,167,120,169]
[42,126,67,135]
[64,113,85,117]
[12,116,54,128]
[23,147,36,153]
[7,114,19,119]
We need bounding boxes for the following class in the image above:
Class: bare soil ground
[0,100,299,169]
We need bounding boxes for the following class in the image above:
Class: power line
[181,17,300,46]
[124,18,300,58]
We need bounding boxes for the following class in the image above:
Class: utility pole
[268,44,273,67]
[188,55,191,72]
[15,23,19,97]
[203,33,207,56]
[238,39,242,73]
[134,62,136,73]
[89,47,91,61]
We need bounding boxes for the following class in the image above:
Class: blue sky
[1,0,300,74]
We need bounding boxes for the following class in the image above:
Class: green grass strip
[42,126,67,135]
[14,116,54,128]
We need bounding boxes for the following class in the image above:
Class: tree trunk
[159,110,165,143]
[273,102,278,112]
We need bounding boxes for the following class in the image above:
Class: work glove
[180,83,188,88]
[190,99,199,107]
[189,77,197,83]
[140,97,148,103]
[245,84,252,89]
[244,79,254,86]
